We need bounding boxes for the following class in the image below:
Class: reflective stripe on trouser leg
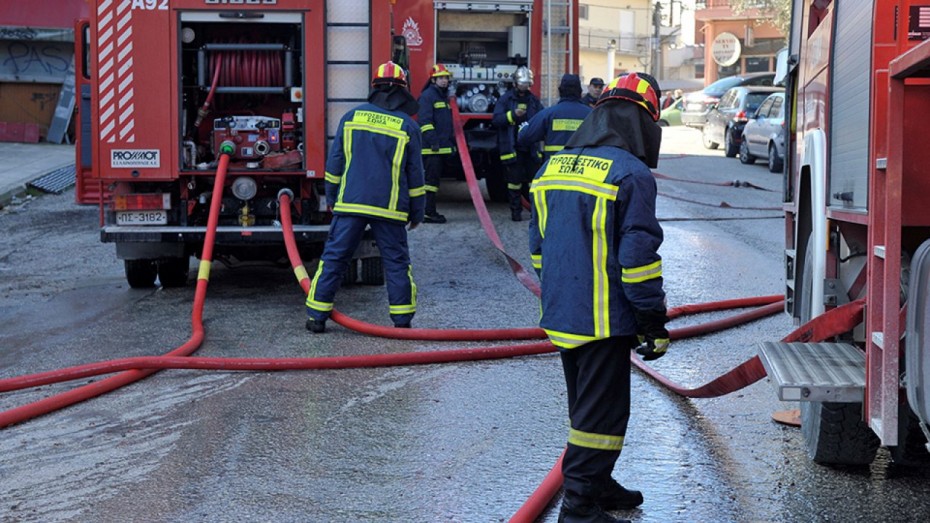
[306,215,368,322]
[369,219,416,326]
[559,335,636,500]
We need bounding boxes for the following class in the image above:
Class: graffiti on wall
[0,41,72,82]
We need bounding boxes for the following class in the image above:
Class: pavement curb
[0,161,76,210]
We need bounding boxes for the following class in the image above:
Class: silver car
[738,92,786,173]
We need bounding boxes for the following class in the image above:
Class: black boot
[306,318,326,333]
[424,193,447,223]
[508,189,523,221]
[596,480,643,511]
[558,495,630,523]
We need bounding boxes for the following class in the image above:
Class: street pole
[652,1,662,78]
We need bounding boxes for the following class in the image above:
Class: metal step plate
[757,342,865,403]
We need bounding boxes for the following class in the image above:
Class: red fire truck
[74,0,577,287]
[391,0,578,201]
[758,0,930,465]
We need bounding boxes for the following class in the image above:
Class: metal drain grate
[27,164,76,194]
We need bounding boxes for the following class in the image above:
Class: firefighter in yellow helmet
[306,61,426,332]
[529,72,669,523]
[416,63,456,223]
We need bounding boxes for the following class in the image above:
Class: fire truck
[390,0,578,202]
[74,0,577,286]
[757,0,930,465]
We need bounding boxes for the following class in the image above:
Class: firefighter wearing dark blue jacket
[492,66,544,221]
[528,72,670,523]
[306,62,426,333]
[417,64,455,224]
[517,73,591,161]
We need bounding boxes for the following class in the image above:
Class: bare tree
[729,0,792,37]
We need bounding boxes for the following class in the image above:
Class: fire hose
[0,103,839,521]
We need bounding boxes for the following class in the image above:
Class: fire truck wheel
[738,140,755,164]
[800,401,879,465]
[889,403,930,466]
[798,236,879,465]
[724,128,739,158]
[343,259,359,286]
[361,257,384,286]
[124,259,157,289]
[158,257,191,288]
[485,174,508,203]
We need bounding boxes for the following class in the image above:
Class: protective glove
[633,308,670,361]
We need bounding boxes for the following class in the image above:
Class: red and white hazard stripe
[97,0,135,143]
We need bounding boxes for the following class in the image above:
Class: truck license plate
[116,210,167,225]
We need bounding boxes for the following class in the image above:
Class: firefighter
[417,63,456,224]
[581,77,605,107]
[516,74,591,162]
[492,66,544,221]
[528,72,669,523]
[306,61,426,333]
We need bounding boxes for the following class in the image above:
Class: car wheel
[701,126,719,149]
[739,140,756,164]
[768,143,784,173]
[658,119,669,127]
[724,128,739,158]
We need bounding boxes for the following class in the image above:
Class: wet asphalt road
[2,127,930,522]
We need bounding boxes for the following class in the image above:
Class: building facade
[694,0,785,85]
[578,1,654,85]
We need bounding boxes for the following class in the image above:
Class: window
[580,4,588,20]
[756,97,775,118]
[770,96,784,118]
[745,56,771,73]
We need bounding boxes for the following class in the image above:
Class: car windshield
[745,92,774,113]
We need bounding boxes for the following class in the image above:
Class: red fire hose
[0,102,817,522]
[0,146,233,429]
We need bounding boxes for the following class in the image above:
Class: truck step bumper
[101,225,331,244]
[757,342,865,403]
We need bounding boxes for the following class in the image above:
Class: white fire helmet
[514,66,534,87]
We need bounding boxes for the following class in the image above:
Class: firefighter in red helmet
[416,63,456,223]
[306,61,426,332]
[528,72,669,523]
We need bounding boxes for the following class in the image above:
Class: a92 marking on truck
[131,0,168,10]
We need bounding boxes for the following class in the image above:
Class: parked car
[702,85,782,157]
[658,97,684,126]
[680,72,776,129]
[739,91,786,172]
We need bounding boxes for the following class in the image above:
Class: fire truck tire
[739,140,756,164]
[768,144,783,173]
[724,128,739,158]
[157,257,191,288]
[361,257,384,286]
[124,259,157,289]
[800,401,879,465]
[485,174,508,203]
[798,237,879,465]
[701,126,719,150]
[343,259,359,286]
[889,403,930,466]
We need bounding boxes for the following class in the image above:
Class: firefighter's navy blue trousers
[559,335,636,500]
[307,214,415,326]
